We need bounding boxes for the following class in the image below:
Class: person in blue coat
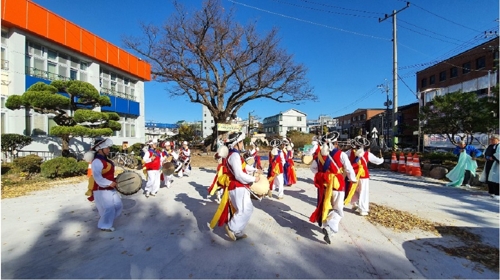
[452,140,483,187]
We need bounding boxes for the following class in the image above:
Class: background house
[262,108,307,137]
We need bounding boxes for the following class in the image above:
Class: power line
[398,19,467,45]
[227,0,391,41]
[269,0,381,18]
[404,1,482,33]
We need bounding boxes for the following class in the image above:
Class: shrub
[1,162,15,175]
[13,154,43,173]
[128,142,145,155]
[41,157,88,178]
[288,133,315,151]
[1,134,32,158]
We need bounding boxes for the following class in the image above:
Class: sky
[31,0,499,124]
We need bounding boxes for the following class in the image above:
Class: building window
[462,62,471,74]
[429,75,435,85]
[450,67,458,78]
[420,78,427,88]
[476,56,486,69]
[70,69,78,80]
[439,71,446,82]
[297,117,302,121]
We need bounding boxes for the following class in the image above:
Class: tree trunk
[61,135,71,157]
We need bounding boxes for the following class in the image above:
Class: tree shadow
[198,167,216,174]
[253,196,321,243]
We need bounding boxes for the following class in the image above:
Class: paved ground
[1,167,499,279]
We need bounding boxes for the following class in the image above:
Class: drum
[301,155,313,165]
[115,171,143,195]
[249,174,269,197]
[162,162,175,176]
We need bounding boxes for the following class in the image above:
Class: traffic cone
[412,153,422,176]
[87,163,92,178]
[406,152,413,176]
[390,152,398,171]
[398,152,406,173]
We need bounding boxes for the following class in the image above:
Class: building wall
[1,0,151,159]
[417,37,499,101]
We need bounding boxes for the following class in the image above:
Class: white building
[262,109,307,137]
[306,115,340,133]
[1,0,151,159]
[201,105,215,138]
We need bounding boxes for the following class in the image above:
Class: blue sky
[32,0,499,124]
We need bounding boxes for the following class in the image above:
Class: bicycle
[112,152,138,169]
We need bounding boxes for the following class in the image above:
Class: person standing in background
[483,134,499,198]
[452,140,483,188]
[143,139,161,197]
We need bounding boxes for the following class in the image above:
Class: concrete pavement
[1,167,499,279]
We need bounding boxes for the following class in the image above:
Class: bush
[1,162,16,175]
[41,157,88,178]
[289,133,315,152]
[128,142,145,155]
[13,154,44,173]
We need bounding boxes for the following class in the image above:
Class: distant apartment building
[201,105,215,138]
[144,122,179,140]
[1,0,151,158]
[306,115,339,134]
[417,37,498,105]
[262,109,307,137]
[416,37,498,149]
[336,108,385,140]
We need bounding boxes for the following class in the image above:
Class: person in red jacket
[346,136,384,216]
[89,138,123,232]
[143,139,162,197]
[309,133,356,244]
[267,139,285,199]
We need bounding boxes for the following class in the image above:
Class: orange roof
[1,0,151,81]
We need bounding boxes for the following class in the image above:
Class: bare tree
[123,0,316,147]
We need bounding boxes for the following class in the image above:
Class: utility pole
[248,111,254,136]
[377,81,391,147]
[379,2,410,150]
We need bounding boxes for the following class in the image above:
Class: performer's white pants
[272,174,284,198]
[145,170,161,194]
[351,178,370,213]
[228,187,254,236]
[325,190,345,233]
[162,174,174,188]
[93,190,123,229]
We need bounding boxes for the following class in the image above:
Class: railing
[100,87,136,101]
[25,66,71,81]
[1,150,58,163]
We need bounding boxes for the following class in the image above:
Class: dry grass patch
[368,203,499,272]
[2,175,87,199]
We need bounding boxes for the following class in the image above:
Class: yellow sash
[210,185,232,229]
[344,164,365,205]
